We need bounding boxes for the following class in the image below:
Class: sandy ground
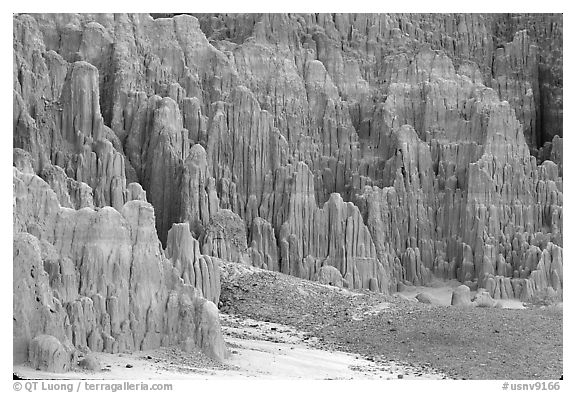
[13,313,447,380]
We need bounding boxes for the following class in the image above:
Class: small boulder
[451,285,472,307]
[317,265,344,288]
[28,335,71,373]
[79,353,101,371]
[415,293,433,304]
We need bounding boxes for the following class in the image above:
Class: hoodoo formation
[13,13,562,372]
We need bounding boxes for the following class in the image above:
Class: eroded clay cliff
[13,13,562,368]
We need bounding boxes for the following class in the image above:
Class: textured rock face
[13,165,227,365]
[165,222,221,304]
[28,335,73,373]
[278,162,388,291]
[14,13,562,357]
[491,14,563,146]
[201,209,250,265]
[13,232,71,365]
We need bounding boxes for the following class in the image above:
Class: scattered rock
[79,354,101,371]
[473,289,497,308]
